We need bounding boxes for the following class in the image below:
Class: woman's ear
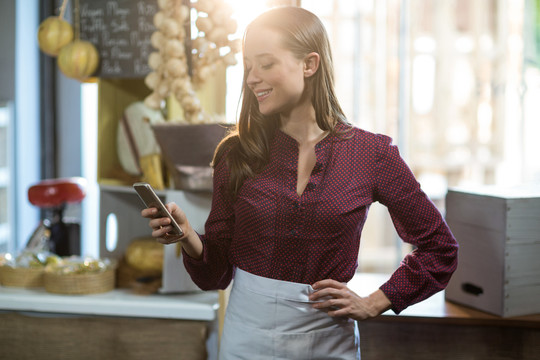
[303,52,320,78]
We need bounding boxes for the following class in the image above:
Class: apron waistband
[234,267,323,303]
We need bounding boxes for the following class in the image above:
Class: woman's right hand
[141,202,189,244]
[141,202,203,260]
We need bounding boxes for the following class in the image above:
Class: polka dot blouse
[183,123,458,314]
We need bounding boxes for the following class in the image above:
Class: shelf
[0,286,219,321]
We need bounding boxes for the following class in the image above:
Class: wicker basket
[44,268,116,295]
[0,266,45,288]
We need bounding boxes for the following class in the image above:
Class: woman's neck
[279,104,326,146]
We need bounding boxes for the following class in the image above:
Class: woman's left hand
[309,279,392,321]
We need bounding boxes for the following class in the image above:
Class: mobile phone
[133,182,184,237]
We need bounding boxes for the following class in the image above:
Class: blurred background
[1,0,539,274]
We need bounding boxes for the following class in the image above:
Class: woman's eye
[261,63,274,70]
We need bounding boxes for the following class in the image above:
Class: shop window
[301,0,534,273]
[0,102,13,253]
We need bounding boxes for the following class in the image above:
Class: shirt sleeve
[182,153,236,290]
[372,135,458,314]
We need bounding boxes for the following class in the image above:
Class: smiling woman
[139,5,458,359]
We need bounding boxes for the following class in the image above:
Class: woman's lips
[255,89,272,102]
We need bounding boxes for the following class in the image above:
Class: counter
[0,287,218,320]
[0,287,219,360]
[350,273,540,360]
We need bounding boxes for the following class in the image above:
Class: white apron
[219,268,360,360]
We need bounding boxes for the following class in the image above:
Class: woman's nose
[246,69,261,87]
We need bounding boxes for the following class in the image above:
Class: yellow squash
[57,40,100,81]
[37,16,73,57]
[125,238,164,273]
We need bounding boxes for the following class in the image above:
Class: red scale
[27,177,87,256]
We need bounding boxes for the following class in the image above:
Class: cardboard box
[444,184,540,317]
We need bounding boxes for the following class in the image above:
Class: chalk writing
[78,0,158,78]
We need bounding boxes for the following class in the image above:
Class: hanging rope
[58,0,69,19]
[74,0,80,40]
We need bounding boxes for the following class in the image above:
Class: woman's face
[243,26,307,116]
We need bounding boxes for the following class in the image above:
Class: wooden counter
[0,287,219,360]
[350,273,540,360]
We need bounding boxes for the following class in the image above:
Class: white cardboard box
[444,184,540,317]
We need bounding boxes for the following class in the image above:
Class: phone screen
[133,182,184,236]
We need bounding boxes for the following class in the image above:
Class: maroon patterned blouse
[183,123,458,313]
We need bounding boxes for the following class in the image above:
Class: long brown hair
[212,6,348,196]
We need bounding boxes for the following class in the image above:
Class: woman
[142,6,458,359]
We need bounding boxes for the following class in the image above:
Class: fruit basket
[44,268,115,295]
[152,123,230,191]
[0,266,44,288]
[0,251,55,288]
[43,257,116,295]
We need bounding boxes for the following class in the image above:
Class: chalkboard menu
[77,0,158,78]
